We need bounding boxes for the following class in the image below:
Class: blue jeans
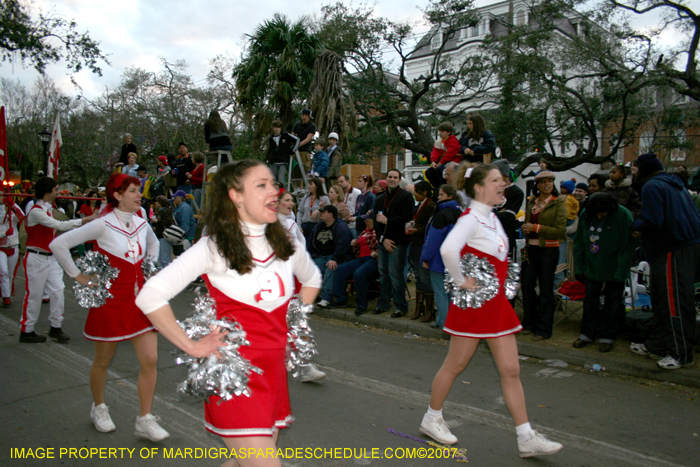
[333,256,378,309]
[313,255,335,302]
[193,188,203,211]
[158,238,172,268]
[270,163,288,188]
[377,243,409,312]
[430,270,450,328]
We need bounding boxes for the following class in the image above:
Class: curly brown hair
[202,160,294,274]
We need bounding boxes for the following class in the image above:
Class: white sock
[426,406,443,420]
[515,422,533,442]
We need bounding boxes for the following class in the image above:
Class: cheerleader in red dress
[277,189,327,382]
[50,174,170,441]
[136,160,321,467]
[419,164,563,459]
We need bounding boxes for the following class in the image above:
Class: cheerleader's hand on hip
[191,326,226,359]
[75,274,96,288]
[459,276,478,292]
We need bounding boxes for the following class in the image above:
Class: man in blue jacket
[172,190,196,256]
[629,153,700,370]
[307,205,353,308]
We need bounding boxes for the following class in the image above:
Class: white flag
[47,112,62,179]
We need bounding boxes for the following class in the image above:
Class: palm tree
[233,14,321,129]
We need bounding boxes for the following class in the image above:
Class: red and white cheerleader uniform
[440,200,522,338]
[0,201,25,300]
[135,221,322,437]
[50,209,159,341]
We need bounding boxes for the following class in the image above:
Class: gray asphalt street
[1,283,699,467]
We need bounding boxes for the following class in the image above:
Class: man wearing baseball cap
[292,109,317,175]
[326,132,343,185]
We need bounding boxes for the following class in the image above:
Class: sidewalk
[312,285,700,390]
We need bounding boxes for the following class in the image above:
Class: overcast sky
[0,0,687,100]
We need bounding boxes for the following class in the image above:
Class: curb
[313,307,700,390]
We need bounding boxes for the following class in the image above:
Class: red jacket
[189,164,204,186]
[430,135,461,164]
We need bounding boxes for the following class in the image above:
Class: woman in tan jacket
[520,171,567,341]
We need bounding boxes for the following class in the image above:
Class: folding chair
[553,261,583,326]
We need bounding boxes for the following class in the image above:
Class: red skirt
[443,247,522,339]
[83,249,154,342]
[204,347,292,437]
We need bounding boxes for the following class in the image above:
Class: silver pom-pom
[286,297,317,378]
[141,256,161,281]
[174,288,262,402]
[504,263,521,300]
[444,253,500,309]
[73,250,120,308]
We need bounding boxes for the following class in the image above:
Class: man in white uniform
[19,178,97,343]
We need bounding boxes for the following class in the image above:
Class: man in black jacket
[266,120,299,188]
[373,169,415,317]
[173,142,195,194]
[493,160,524,263]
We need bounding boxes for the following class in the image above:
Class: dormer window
[431,31,443,50]
[515,8,526,26]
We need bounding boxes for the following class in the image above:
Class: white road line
[317,365,689,467]
[2,311,688,467]
[0,314,214,448]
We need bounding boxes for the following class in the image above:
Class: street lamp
[38,127,51,175]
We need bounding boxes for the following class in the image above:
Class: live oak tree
[0,0,108,80]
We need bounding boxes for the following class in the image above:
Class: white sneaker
[419,412,457,445]
[629,343,662,360]
[90,403,116,433]
[135,414,170,441]
[657,356,694,370]
[300,364,327,382]
[317,300,330,308]
[518,430,563,458]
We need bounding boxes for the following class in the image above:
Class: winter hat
[493,159,511,179]
[560,180,575,194]
[534,170,556,182]
[173,190,187,199]
[637,153,664,179]
[575,182,588,192]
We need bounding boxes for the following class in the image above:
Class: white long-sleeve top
[50,209,159,278]
[135,221,321,316]
[0,204,25,248]
[440,200,509,287]
[27,199,83,231]
[278,213,306,246]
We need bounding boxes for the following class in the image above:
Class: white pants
[0,246,19,298]
[20,253,66,333]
